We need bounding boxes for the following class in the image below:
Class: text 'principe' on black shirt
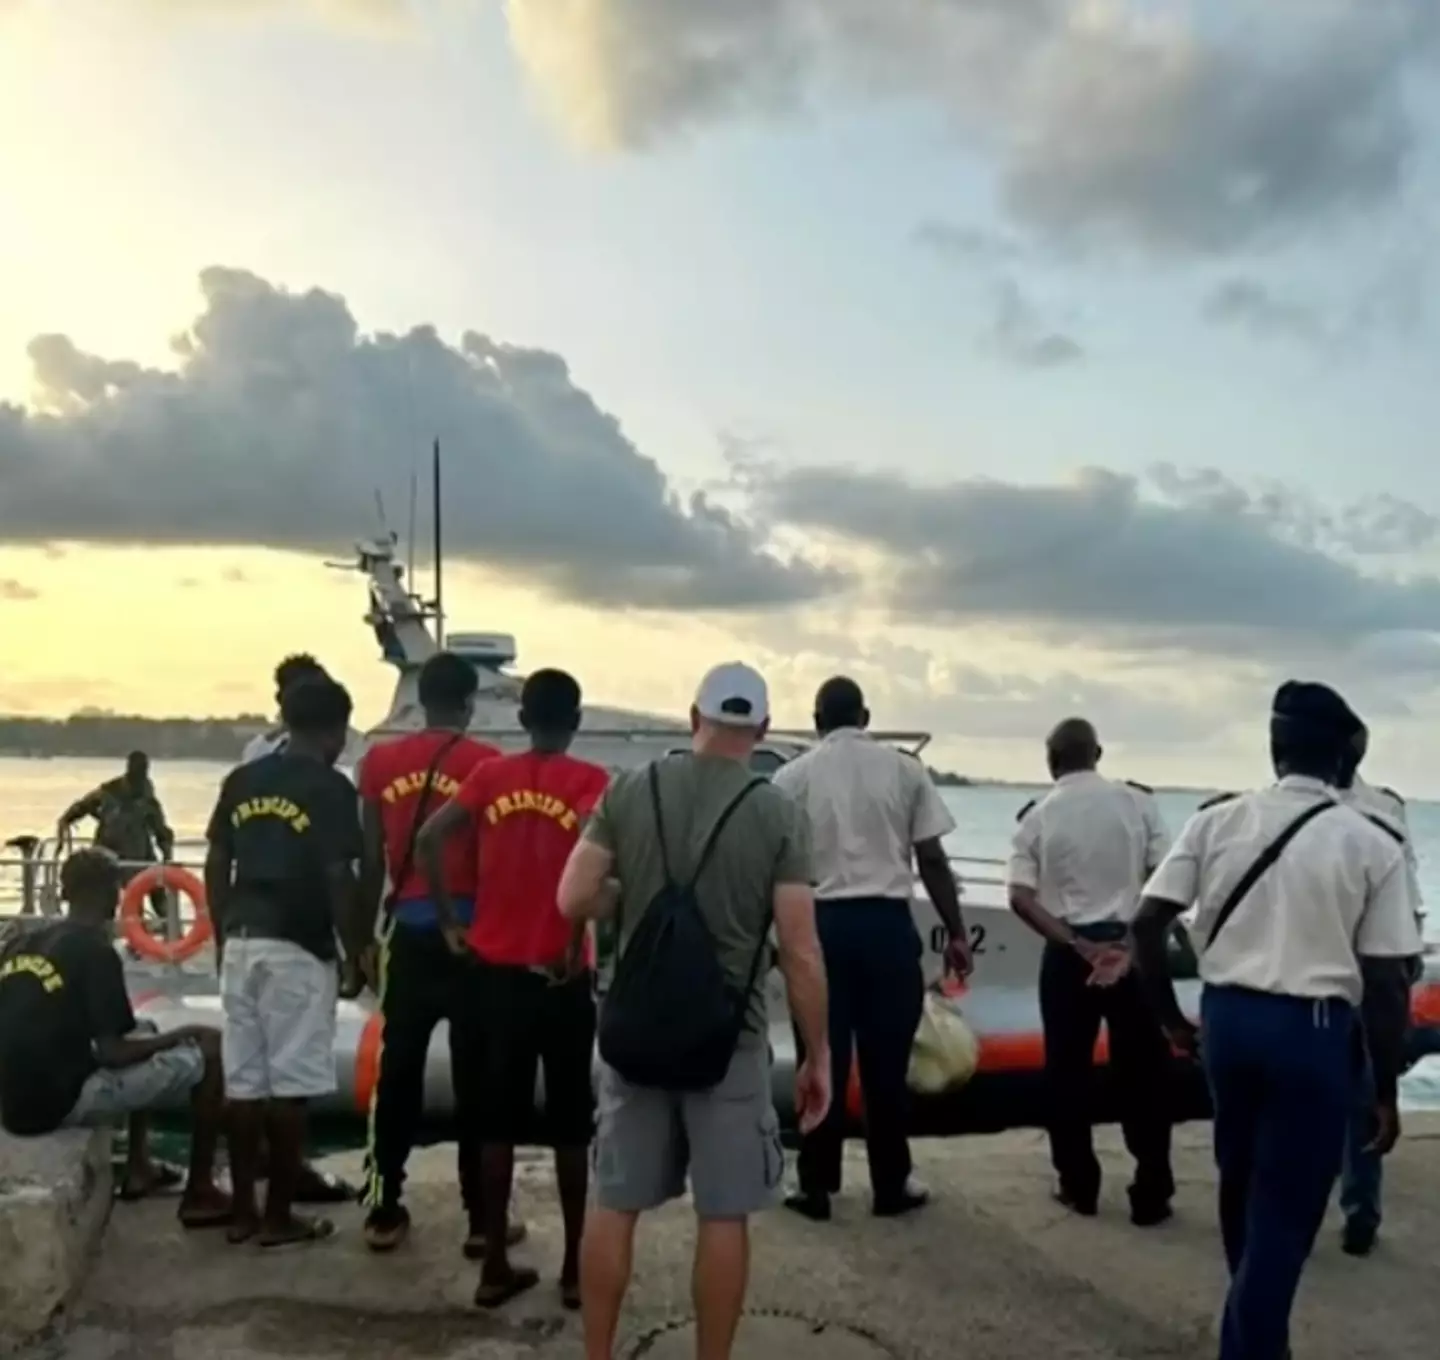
[206,753,362,963]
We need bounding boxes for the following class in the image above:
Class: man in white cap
[559,661,830,1360]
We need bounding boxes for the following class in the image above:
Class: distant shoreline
[0,713,1220,795]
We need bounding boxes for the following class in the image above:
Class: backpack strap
[1204,800,1338,949]
[384,732,467,916]
[687,779,766,890]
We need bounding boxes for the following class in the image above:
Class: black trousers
[460,962,597,1147]
[363,922,479,1215]
[794,898,925,1202]
[1040,936,1174,1208]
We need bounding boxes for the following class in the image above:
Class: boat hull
[125,897,1440,1136]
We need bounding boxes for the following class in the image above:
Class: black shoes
[364,1202,411,1253]
[1129,1199,1174,1228]
[783,1191,833,1222]
[1054,1187,1099,1217]
[873,1180,930,1218]
[1341,1219,1377,1257]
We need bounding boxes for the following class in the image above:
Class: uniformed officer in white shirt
[1005,717,1176,1225]
[242,653,367,773]
[1132,682,1419,1360]
[1332,720,1423,1258]
[772,676,970,1221]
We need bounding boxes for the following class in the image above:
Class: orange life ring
[118,866,213,964]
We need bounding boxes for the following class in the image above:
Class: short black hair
[815,676,866,732]
[418,652,479,710]
[275,653,325,694]
[61,847,120,902]
[521,668,581,730]
[126,750,149,770]
[280,674,353,736]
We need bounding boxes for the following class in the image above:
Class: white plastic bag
[907,991,980,1095]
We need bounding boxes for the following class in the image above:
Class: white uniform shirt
[240,726,368,779]
[1343,774,1424,922]
[1006,771,1169,926]
[771,728,956,900]
[1144,774,1421,1006]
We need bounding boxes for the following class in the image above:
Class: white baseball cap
[694,662,770,728]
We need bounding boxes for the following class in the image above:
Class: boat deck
[27,1115,1440,1359]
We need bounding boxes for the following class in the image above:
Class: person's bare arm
[326,860,369,962]
[773,880,828,1061]
[202,776,235,958]
[558,840,619,922]
[415,800,474,939]
[57,789,102,834]
[1005,813,1088,950]
[1131,895,1193,1038]
[915,838,965,939]
[95,1028,200,1069]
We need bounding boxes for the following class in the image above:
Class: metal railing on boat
[0,838,1006,921]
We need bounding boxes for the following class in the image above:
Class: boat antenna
[432,436,444,647]
[406,467,418,591]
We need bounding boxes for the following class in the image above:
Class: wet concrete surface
[18,1116,1440,1359]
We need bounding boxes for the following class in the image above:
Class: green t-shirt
[584,753,812,1038]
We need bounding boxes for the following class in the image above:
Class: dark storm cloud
[504,0,1433,256]
[755,463,1440,645]
[0,268,841,613]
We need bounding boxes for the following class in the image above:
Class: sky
[3,0,1440,791]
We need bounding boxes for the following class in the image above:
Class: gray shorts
[593,1041,785,1220]
[63,1042,206,1128]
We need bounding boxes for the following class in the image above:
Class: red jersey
[454,750,610,967]
[357,731,501,902]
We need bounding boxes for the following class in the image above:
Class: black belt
[1069,921,1129,945]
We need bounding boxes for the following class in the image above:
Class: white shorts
[220,935,338,1101]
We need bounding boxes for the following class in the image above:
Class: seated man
[0,848,230,1228]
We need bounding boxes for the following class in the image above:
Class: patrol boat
[5,518,1440,1136]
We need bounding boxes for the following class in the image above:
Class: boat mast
[432,436,445,648]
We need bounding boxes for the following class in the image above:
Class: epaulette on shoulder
[1198,791,1238,811]
[1378,785,1405,806]
[1015,797,1037,822]
[1124,779,1154,795]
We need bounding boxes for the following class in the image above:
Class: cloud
[503,0,1432,256]
[983,280,1084,368]
[0,267,841,613]
[0,579,39,602]
[1203,280,1332,350]
[755,463,1440,653]
[913,221,1027,266]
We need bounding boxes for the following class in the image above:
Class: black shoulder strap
[688,779,766,890]
[1363,812,1405,846]
[1205,800,1339,949]
[646,762,765,891]
[385,732,467,915]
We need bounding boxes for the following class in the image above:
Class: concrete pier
[0,1129,112,1354]
[13,1116,1440,1359]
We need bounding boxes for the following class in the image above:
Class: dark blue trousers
[1201,985,1357,1360]
[794,899,925,1202]
[1339,1051,1381,1233]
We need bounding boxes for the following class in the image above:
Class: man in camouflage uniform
[57,752,175,918]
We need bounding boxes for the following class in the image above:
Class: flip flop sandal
[462,1221,529,1260]
[473,1267,539,1310]
[226,1219,260,1246]
[258,1216,336,1249]
[178,1201,235,1230]
[116,1162,184,1202]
